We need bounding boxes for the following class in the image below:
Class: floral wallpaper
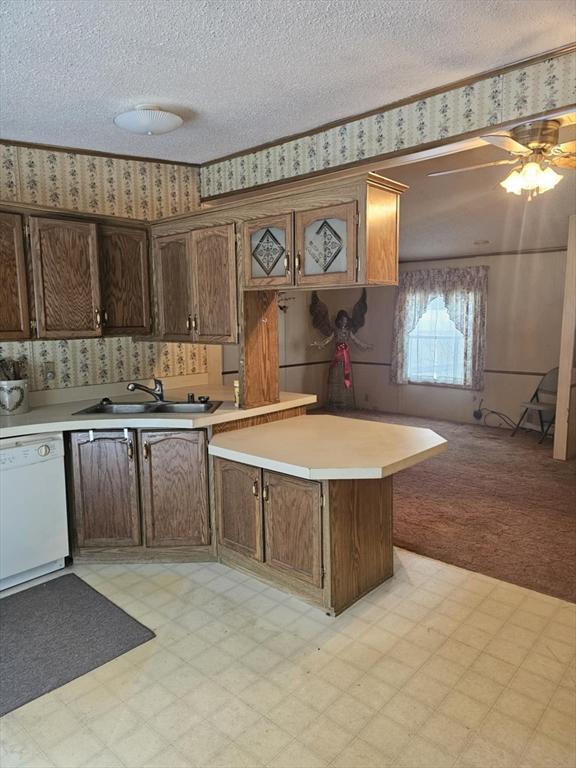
[0,338,208,392]
[0,144,199,219]
[200,51,576,198]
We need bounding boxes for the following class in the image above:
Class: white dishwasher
[0,432,69,590]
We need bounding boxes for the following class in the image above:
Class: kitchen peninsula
[210,415,446,614]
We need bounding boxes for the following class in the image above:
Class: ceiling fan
[429,119,575,198]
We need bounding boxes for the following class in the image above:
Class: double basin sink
[74,399,222,415]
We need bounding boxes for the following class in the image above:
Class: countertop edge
[0,393,318,440]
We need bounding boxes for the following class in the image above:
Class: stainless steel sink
[154,402,222,413]
[73,400,222,415]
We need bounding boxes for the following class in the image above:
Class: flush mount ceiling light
[113,105,183,135]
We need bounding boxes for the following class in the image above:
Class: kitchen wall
[0,142,215,398]
[0,142,199,219]
[0,338,208,392]
[237,250,567,423]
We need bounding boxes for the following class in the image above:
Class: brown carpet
[339,410,576,603]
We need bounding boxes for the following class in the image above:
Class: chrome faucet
[126,378,165,401]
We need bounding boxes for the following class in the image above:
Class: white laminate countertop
[0,387,317,440]
[208,414,447,480]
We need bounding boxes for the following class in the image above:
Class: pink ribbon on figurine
[331,343,352,389]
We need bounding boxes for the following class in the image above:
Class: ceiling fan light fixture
[113,105,183,135]
[500,158,564,198]
[500,169,523,195]
[536,165,564,193]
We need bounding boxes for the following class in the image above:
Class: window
[391,266,488,390]
[406,295,466,385]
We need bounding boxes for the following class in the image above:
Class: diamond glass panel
[303,217,347,275]
[251,226,286,278]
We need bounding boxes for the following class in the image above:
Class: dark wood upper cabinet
[140,430,210,547]
[99,226,150,336]
[263,471,323,587]
[69,430,141,548]
[0,212,30,340]
[29,217,101,338]
[242,214,293,288]
[152,233,194,341]
[190,224,238,344]
[214,458,263,560]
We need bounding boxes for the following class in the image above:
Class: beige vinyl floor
[1,549,574,768]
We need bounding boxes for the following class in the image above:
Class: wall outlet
[41,361,56,381]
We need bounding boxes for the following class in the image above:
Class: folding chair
[511,367,558,443]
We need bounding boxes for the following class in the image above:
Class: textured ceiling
[381,132,576,260]
[1,0,574,164]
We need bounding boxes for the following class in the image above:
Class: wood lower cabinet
[0,212,29,339]
[69,429,210,558]
[214,458,263,560]
[263,471,323,586]
[69,431,141,547]
[214,460,323,588]
[99,226,150,335]
[214,457,394,614]
[30,217,102,338]
[140,430,210,547]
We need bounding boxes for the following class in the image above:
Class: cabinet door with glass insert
[294,202,357,287]
[242,214,293,288]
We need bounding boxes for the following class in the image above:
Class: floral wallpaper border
[0,338,208,392]
[0,144,200,220]
[200,51,576,198]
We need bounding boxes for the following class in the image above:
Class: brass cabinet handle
[262,484,269,502]
[252,479,259,498]
[127,439,134,461]
[192,314,198,332]
[284,252,291,276]
[295,252,301,274]
[186,314,192,332]
[143,441,150,460]
[103,310,109,325]
[95,309,102,328]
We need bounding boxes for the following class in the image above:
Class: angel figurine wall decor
[309,289,372,409]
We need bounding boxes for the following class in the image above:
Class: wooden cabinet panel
[365,184,399,285]
[30,217,101,338]
[214,459,263,560]
[100,226,150,335]
[152,233,193,341]
[242,214,293,288]
[263,471,322,586]
[190,224,238,343]
[0,213,30,339]
[70,431,141,547]
[295,202,357,287]
[241,291,279,408]
[140,430,210,547]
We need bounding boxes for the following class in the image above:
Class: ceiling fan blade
[481,134,531,155]
[428,159,518,177]
[552,156,576,169]
[550,140,576,155]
